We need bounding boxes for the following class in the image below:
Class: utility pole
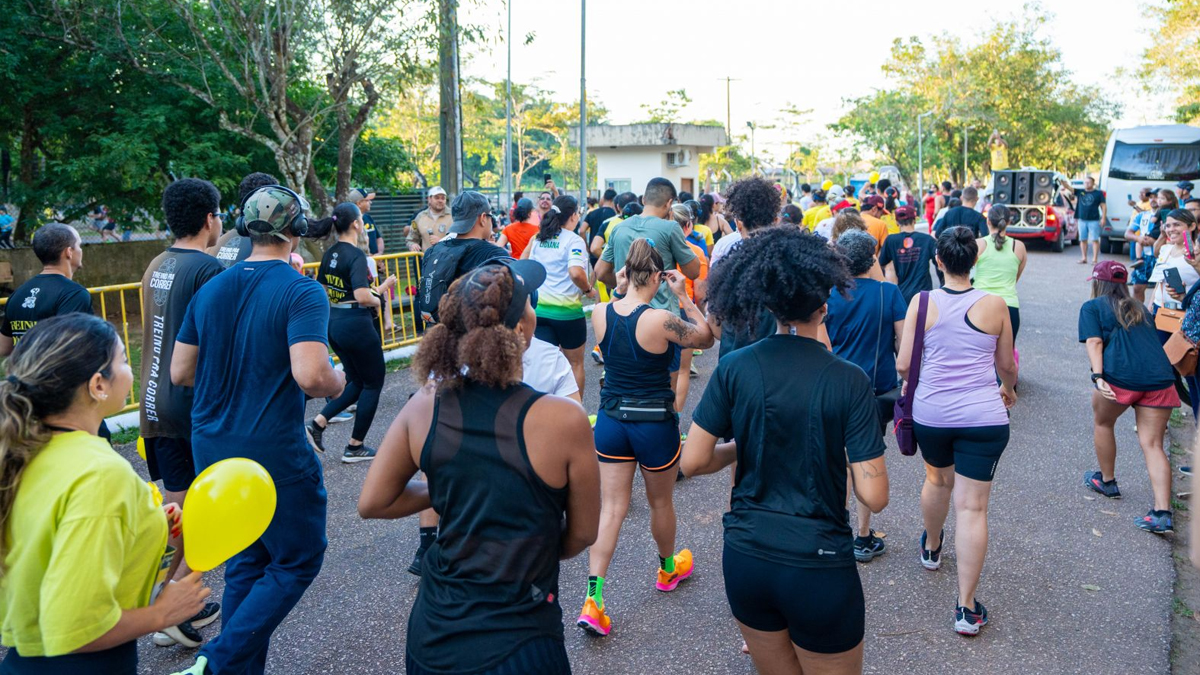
[963,125,970,185]
[504,0,512,208]
[717,77,739,139]
[918,110,934,196]
[438,0,464,195]
[746,121,756,175]
[579,0,587,205]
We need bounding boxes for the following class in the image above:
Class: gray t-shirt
[601,213,697,313]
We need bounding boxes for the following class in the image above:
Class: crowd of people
[0,167,1195,675]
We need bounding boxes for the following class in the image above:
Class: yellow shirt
[803,205,831,231]
[882,212,899,234]
[1,432,167,656]
[693,223,715,250]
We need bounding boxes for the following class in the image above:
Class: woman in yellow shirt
[0,314,208,674]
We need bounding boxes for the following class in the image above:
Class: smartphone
[1127,194,1133,201]
[1164,267,1186,294]
[1184,234,1195,260]
[543,173,552,184]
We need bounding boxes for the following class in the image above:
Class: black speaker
[992,170,1013,205]
[1014,171,1032,204]
[1031,171,1054,206]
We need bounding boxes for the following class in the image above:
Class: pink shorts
[1108,383,1181,408]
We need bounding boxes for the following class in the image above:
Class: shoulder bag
[893,291,930,457]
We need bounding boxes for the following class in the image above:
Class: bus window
[1107,141,1200,182]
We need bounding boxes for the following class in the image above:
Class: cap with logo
[862,195,886,210]
[450,191,492,234]
[348,188,375,202]
[242,187,310,241]
[894,205,917,221]
[1088,260,1128,284]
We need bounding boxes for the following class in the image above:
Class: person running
[671,202,710,398]
[0,314,210,674]
[974,204,1027,341]
[0,223,91,356]
[681,225,889,674]
[139,179,225,648]
[879,206,937,304]
[210,172,277,269]
[307,202,398,463]
[583,189,618,264]
[169,186,345,675]
[498,197,539,259]
[897,226,1017,637]
[522,195,594,394]
[577,238,714,637]
[1079,260,1178,534]
[358,262,599,675]
[822,230,906,564]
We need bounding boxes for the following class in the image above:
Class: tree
[1142,0,1200,123]
[834,11,1116,186]
[638,90,693,124]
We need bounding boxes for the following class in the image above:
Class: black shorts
[534,316,587,350]
[593,412,681,472]
[144,436,196,492]
[406,636,569,675]
[1,640,135,675]
[914,422,1010,482]
[723,543,864,654]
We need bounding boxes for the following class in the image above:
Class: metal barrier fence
[0,251,426,415]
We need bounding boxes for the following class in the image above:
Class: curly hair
[706,225,851,335]
[724,176,780,231]
[237,172,279,205]
[162,178,221,239]
[413,265,525,390]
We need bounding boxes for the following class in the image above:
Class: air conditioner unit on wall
[666,149,691,167]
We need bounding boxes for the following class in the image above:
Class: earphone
[235,184,309,238]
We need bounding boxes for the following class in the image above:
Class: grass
[386,356,413,374]
[110,427,139,445]
[1169,441,1187,456]
[1172,498,1190,512]
[1173,597,1195,620]
[1170,408,1186,428]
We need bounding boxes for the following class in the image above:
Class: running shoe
[346,404,358,413]
[591,345,604,364]
[152,602,221,645]
[853,530,887,562]
[169,656,209,675]
[920,529,943,571]
[155,620,203,648]
[577,597,612,636]
[1136,510,1173,534]
[408,548,427,576]
[342,444,377,464]
[1182,465,1193,477]
[327,410,354,424]
[598,370,605,387]
[955,601,989,636]
[189,602,221,628]
[692,349,703,356]
[689,361,699,377]
[655,549,694,592]
[306,420,326,453]
[1083,470,1121,499]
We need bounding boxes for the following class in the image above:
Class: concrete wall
[593,145,707,196]
[0,240,170,295]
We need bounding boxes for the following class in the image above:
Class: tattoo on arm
[857,458,886,480]
[664,315,697,344]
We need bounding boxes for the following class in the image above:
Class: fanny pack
[603,398,676,422]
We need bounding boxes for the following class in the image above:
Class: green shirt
[1,432,167,656]
[974,236,1021,308]
[600,214,697,313]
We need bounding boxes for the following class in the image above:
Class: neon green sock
[659,554,675,573]
[587,575,605,607]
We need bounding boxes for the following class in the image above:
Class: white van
[1099,124,1200,253]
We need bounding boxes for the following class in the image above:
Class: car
[983,171,1076,252]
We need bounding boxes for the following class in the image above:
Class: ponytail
[625,237,664,289]
[988,205,1011,251]
[537,195,579,243]
[0,314,120,567]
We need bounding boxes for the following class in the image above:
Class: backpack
[419,240,471,324]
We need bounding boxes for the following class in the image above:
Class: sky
[460,0,1171,165]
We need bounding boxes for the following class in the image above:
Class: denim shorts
[1079,219,1101,241]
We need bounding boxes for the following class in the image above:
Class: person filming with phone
[1149,209,1199,321]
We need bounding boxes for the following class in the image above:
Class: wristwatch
[1090,372,1105,383]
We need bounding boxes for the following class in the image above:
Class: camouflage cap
[243,187,309,241]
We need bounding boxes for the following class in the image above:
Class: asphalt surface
[128,244,1179,674]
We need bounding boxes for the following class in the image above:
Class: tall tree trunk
[438,0,462,195]
[14,104,40,243]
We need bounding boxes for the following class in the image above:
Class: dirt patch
[1167,423,1199,675]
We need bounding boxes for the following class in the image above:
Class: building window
[606,179,632,194]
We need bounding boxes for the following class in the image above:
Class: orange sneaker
[576,597,612,636]
[655,549,694,592]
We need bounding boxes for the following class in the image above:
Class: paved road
[131,245,1176,674]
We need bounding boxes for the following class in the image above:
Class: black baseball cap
[457,260,546,329]
[1177,181,1194,191]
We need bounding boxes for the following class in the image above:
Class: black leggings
[723,544,865,654]
[320,309,385,443]
[1008,306,1021,341]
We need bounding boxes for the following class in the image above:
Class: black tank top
[598,303,675,407]
[407,381,568,673]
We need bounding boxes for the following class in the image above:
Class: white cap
[428,186,447,197]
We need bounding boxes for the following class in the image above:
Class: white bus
[1099,124,1200,253]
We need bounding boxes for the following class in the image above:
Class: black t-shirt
[363,214,381,254]
[1,274,93,344]
[694,335,885,568]
[425,237,511,279]
[1076,189,1106,221]
[936,206,987,238]
[317,242,372,304]
[878,231,937,303]
[140,248,225,438]
[212,229,252,269]
[1078,297,1175,392]
[583,206,616,251]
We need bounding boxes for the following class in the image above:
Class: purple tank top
[912,289,1008,428]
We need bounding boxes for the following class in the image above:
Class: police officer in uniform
[406,186,454,252]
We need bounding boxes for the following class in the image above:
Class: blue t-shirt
[178,260,329,485]
[1078,297,1175,392]
[824,278,907,394]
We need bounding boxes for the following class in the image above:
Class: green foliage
[834,11,1116,187]
[1142,0,1200,124]
[638,89,693,124]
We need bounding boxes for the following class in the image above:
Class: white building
[570,123,729,197]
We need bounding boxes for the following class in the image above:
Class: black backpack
[419,240,471,324]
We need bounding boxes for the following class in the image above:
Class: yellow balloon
[137,436,146,461]
[147,481,163,507]
[821,180,834,191]
[182,458,277,572]
[868,171,880,184]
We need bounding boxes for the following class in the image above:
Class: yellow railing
[0,251,426,415]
